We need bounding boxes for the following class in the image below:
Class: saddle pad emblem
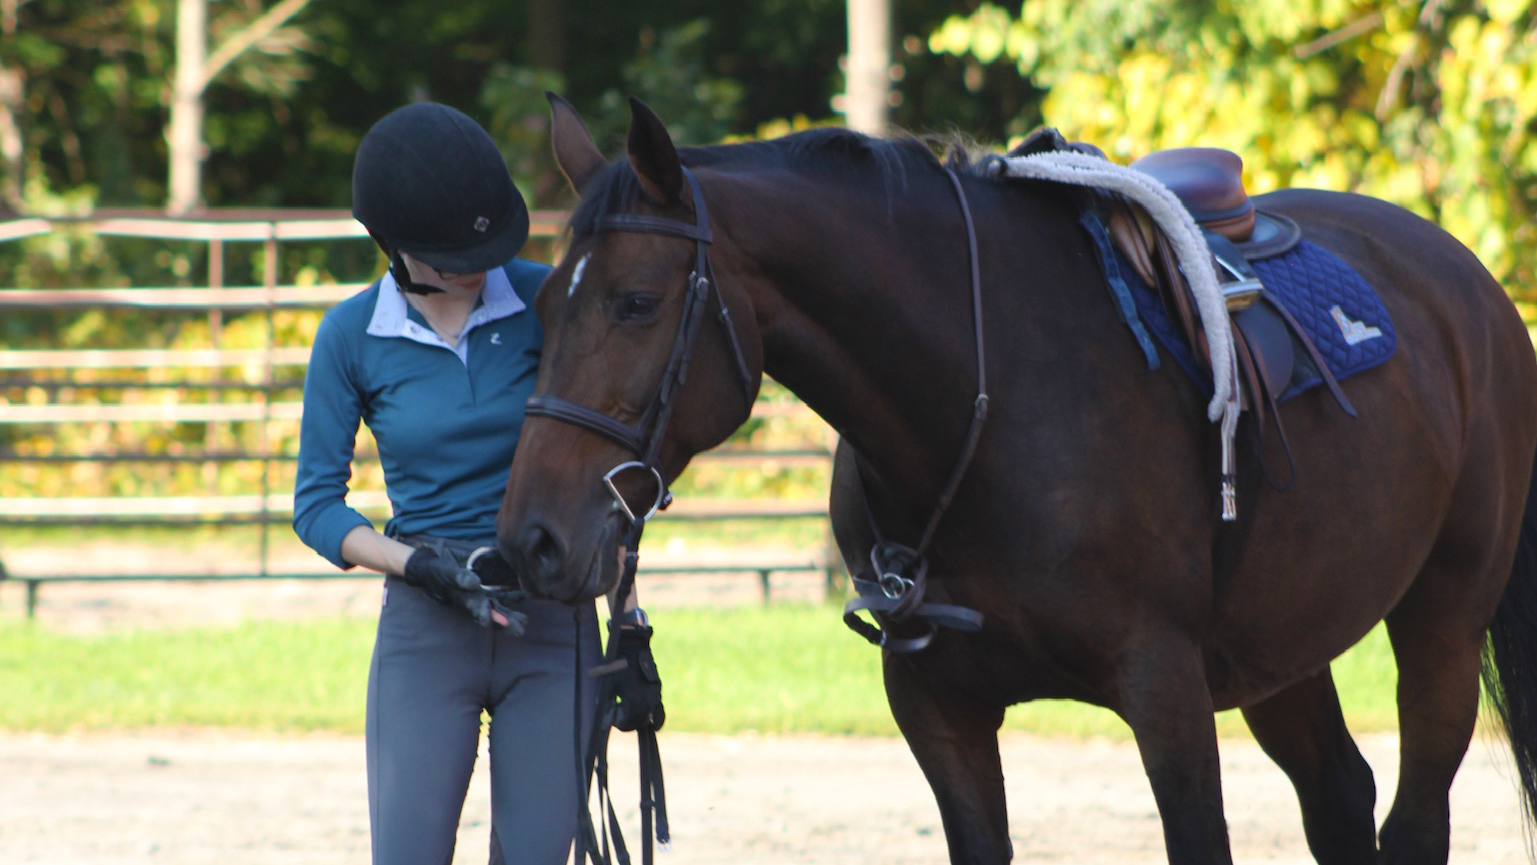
[1331,305,1384,345]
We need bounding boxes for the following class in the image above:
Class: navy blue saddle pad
[1097,223,1397,402]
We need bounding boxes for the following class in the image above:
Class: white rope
[984,150,1238,424]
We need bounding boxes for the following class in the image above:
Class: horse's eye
[616,293,662,322]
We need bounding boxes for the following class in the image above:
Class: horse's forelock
[568,161,642,239]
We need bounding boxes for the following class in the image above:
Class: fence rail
[0,210,839,617]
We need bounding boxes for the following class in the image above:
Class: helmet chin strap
[388,250,445,296]
[366,229,443,295]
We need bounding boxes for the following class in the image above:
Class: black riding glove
[466,545,520,587]
[402,547,528,634]
[611,622,665,732]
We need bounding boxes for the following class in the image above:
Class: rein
[524,167,754,865]
[841,166,988,653]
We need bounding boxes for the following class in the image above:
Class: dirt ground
[1,578,1532,864]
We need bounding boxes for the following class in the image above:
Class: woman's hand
[402,547,528,632]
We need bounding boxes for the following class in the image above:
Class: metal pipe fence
[0,210,839,616]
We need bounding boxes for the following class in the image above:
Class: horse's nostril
[516,523,565,575]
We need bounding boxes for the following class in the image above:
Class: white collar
[366,266,526,362]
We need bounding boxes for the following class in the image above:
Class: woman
[292,101,660,865]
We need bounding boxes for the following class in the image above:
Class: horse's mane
[569,128,981,236]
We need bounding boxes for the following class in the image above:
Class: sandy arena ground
[0,577,1531,864]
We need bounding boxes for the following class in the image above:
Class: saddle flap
[1234,300,1296,400]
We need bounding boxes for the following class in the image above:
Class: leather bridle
[524,168,756,527]
[526,167,755,865]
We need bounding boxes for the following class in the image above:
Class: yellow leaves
[1234,4,1305,45]
[929,4,1039,72]
[1484,0,1533,25]
[965,4,1015,64]
[928,15,976,57]
[1291,150,1354,192]
[926,0,1537,302]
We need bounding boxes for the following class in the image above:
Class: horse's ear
[626,97,684,205]
[548,92,607,194]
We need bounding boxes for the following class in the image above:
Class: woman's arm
[339,524,416,576]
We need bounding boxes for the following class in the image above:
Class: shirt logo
[490,332,502,345]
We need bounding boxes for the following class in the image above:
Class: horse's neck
[725,174,985,495]
[724,170,1100,520]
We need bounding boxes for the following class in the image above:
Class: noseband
[524,168,756,526]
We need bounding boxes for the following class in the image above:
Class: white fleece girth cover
[983,150,1238,426]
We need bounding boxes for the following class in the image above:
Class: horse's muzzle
[504,514,623,603]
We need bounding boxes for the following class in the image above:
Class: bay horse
[497,94,1537,864]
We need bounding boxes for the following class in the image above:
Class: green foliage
[593,21,746,151]
[5,0,1048,213]
[931,0,1537,310]
[479,65,570,208]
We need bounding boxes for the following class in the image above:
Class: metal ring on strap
[601,461,668,524]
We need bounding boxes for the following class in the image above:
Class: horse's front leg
[884,648,1011,865]
[1117,636,1234,865]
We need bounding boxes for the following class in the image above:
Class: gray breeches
[366,576,600,865]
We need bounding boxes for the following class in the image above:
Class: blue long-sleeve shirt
[293,259,550,569]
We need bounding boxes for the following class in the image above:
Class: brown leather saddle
[1098,147,1356,451]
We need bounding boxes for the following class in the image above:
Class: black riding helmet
[352,102,529,293]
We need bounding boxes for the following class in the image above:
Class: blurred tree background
[7,0,1534,305]
[10,0,1533,307]
[1,0,1039,216]
[2,0,1535,543]
[932,0,1537,308]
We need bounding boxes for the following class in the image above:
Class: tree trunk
[167,0,207,215]
[844,0,890,136]
[0,0,23,211]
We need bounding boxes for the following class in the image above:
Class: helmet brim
[397,198,530,275]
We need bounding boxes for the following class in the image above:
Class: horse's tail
[1482,441,1537,830]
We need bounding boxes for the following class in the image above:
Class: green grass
[0,617,376,732]
[0,604,1402,738]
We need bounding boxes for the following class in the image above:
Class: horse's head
[497,95,764,603]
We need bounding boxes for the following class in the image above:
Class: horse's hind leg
[1377,600,1486,865]
[1240,667,1378,864]
[883,653,1012,865]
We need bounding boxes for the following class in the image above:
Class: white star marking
[568,253,592,298]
